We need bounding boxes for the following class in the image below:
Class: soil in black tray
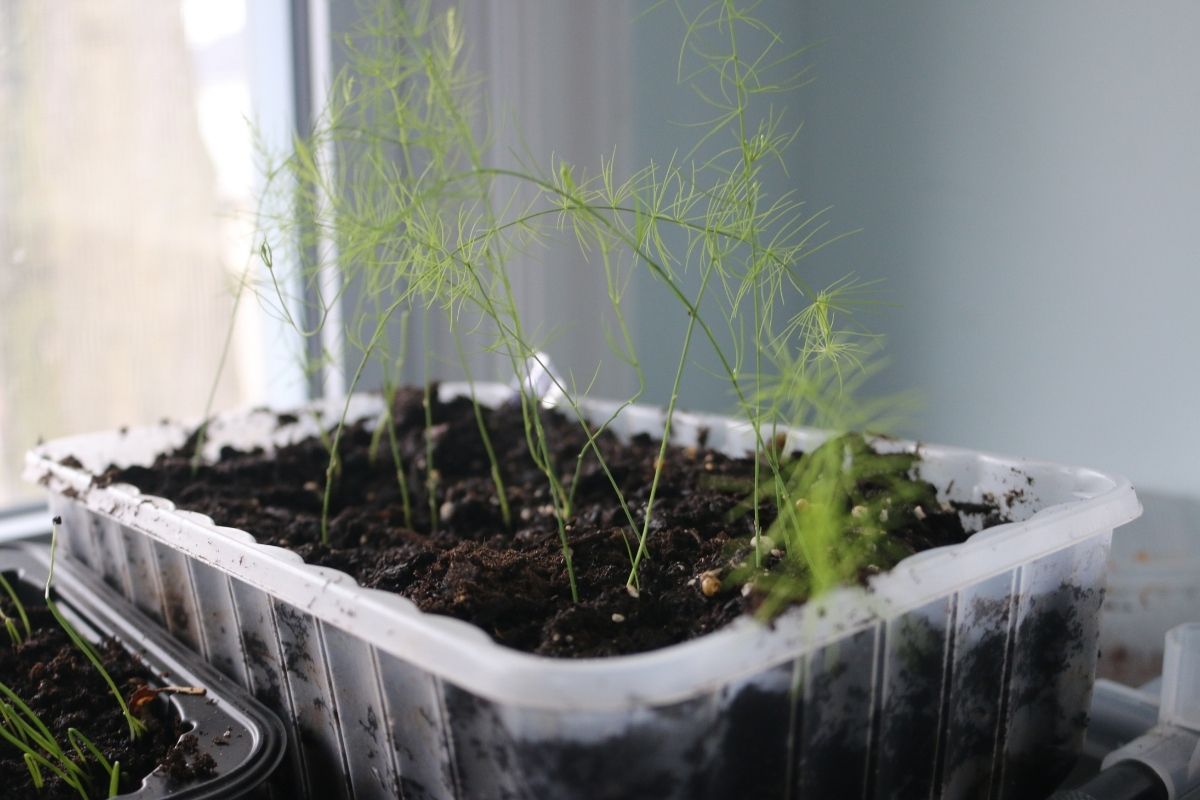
[102,388,1005,658]
[0,585,216,799]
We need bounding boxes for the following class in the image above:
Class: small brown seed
[611,613,626,623]
[699,570,722,597]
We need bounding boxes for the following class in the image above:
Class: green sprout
[1,681,124,799]
[47,517,146,741]
[0,572,31,646]
[1,562,124,798]
[730,433,931,618]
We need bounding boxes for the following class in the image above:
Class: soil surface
[103,389,1002,658]
[0,588,216,799]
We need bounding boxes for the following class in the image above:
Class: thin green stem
[452,326,512,529]
[422,313,439,535]
[319,293,413,543]
[724,0,767,566]
[0,573,30,644]
[382,387,416,529]
[628,260,716,584]
[190,256,253,475]
[47,521,145,741]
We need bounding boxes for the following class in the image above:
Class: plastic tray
[25,384,1142,799]
[1,544,285,798]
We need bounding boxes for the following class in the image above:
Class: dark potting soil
[0,591,216,800]
[102,388,1003,658]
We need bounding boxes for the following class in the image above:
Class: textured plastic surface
[1,545,285,799]
[1160,624,1200,731]
[1086,679,1162,760]
[25,385,1142,799]
[1049,762,1168,800]
[1103,624,1200,800]
[1103,725,1200,800]
[1098,494,1200,686]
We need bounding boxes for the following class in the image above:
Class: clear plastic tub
[25,385,1142,799]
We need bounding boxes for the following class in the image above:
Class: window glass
[0,0,289,502]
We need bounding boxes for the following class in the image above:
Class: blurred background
[0,0,305,504]
[1,0,1196,678]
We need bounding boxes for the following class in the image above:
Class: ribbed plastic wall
[49,494,1110,799]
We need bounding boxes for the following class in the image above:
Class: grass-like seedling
[0,682,122,799]
[206,0,912,612]
[1,572,31,646]
[2,538,211,797]
[1,532,139,798]
[46,518,145,741]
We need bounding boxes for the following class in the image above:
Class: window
[0,0,303,502]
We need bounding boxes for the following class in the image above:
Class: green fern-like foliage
[231,0,909,609]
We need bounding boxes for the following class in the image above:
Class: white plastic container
[25,385,1142,799]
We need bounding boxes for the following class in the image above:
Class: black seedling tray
[1,544,285,799]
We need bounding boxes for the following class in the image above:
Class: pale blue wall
[633,2,1200,503]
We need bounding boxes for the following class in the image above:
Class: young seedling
[0,572,31,646]
[728,432,931,618]
[46,517,146,741]
[366,315,417,530]
[1,530,208,797]
[1,676,123,798]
